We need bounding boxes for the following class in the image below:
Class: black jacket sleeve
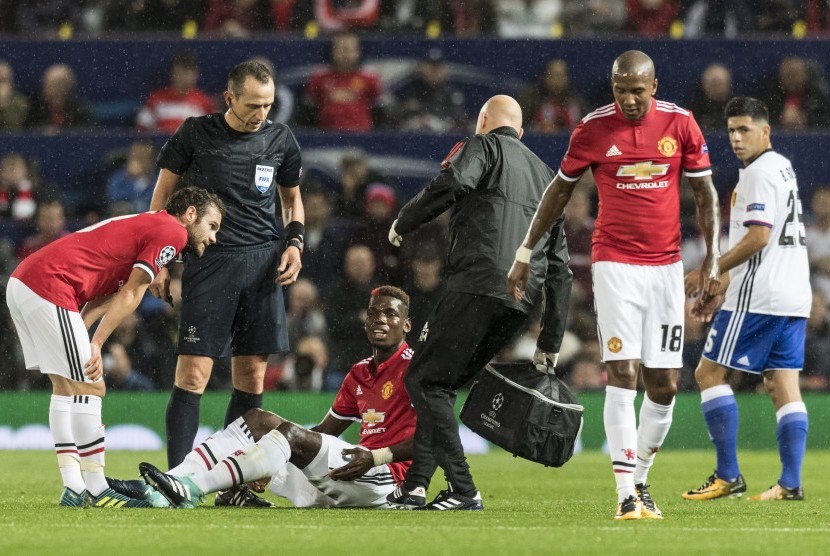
[537,214,572,353]
[394,137,487,235]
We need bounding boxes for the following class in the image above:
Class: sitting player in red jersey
[138,286,416,509]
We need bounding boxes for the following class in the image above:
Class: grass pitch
[0,449,827,556]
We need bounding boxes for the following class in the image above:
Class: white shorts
[5,277,94,382]
[592,261,684,368]
[267,434,397,508]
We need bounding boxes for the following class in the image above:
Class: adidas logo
[606,145,622,157]
[737,355,750,366]
[355,385,363,396]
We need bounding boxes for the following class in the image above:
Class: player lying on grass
[138,286,417,508]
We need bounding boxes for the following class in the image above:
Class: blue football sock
[776,403,808,489]
[701,388,740,481]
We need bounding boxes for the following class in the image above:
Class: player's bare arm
[686,223,768,296]
[148,169,183,300]
[508,175,576,301]
[277,183,305,286]
[84,268,152,380]
[330,437,414,482]
[687,175,721,299]
[80,294,114,329]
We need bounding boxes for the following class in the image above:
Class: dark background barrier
[1,38,828,220]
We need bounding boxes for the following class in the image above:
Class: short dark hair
[227,61,272,96]
[165,186,226,219]
[724,96,769,123]
[171,50,198,70]
[371,285,410,312]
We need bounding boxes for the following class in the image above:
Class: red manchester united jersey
[559,100,711,265]
[330,341,416,482]
[306,68,383,131]
[12,211,187,311]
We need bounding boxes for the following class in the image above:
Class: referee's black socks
[224,388,263,428]
[166,386,202,468]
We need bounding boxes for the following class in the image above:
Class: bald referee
[386,95,572,510]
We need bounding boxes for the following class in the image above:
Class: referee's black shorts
[407,290,528,390]
[177,241,289,358]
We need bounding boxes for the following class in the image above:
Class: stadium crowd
[1,1,830,39]
[2,11,830,396]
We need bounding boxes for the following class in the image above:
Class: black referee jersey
[157,113,302,247]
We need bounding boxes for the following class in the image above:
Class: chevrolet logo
[616,161,670,180]
[362,409,385,426]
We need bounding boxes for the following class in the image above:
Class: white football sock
[71,395,108,496]
[604,385,638,502]
[633,395,675,485]
[50,394,85,493]
[192,429,291,494]
[169,417,254,476]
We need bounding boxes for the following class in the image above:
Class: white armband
[371,447,394,466]
[515,246,533,264]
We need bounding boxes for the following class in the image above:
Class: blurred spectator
[755,0,803,33]
[25,64,94,132]
[9,1,82,36]
[314,0,382,31]
[680,0,755,38]
[625,0,680,36]
[803,289,830,391]
[0,60,30,131]
[565,355,606,391]
[104,342,156,391]
[286,278,328,348]
[806,185,830,301]
[270,0,315,31]
[377,0,453,32]
[497,0,562,38]
[265,336,333,391]
[349,183,400,282]
[300,182,351,289]
[562,185,594,302]
[301,32,389,131]
[17,199,69,260]
[403,248,445,338]
[106,141,158,213]
[687,62,733,130]
[805,0,830,35]
[104,0,205,32]
[136,51,215,134]
[450,0,497,36]
[324,244,380,371]
[248,56,295,125]
[560,0,626,36]
[395,48,468,133]
[0,153,37,221]
[765,56,830,129]
[203,0,273,36]
[517,58,587,133]
[335,149,387,217]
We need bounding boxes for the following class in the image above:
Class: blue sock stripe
[778,412,809,428]
[702,396,737,412]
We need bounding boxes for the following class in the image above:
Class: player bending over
[139,286,417,508]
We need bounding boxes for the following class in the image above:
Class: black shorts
[177,242,289,358]
[408,290,528,390]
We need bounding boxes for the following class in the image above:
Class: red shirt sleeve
[330,369,359,420]
[681,112,712,174]
[134,219,187,280]
[559,121,593,180]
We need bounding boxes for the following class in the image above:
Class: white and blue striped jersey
[722,150,810,317]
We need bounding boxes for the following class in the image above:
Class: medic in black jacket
[385,95,573,511]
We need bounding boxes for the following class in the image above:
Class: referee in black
[386,95,572,510]
[147,61,304,506]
